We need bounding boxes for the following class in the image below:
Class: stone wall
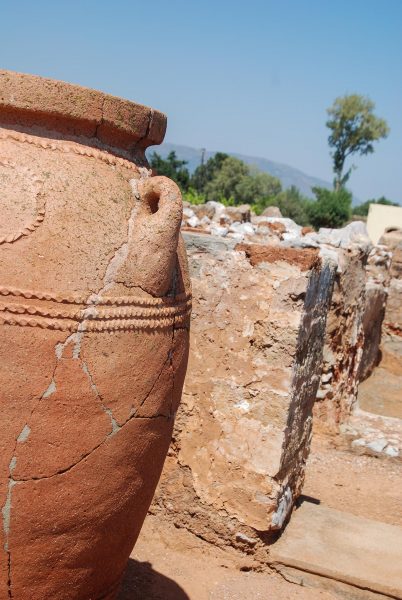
[312,225,371,431]
[380,229,402,369]
[149,213,399,543]
[342,228,402,459]
[152,232,336,546]
[358,244,391,382]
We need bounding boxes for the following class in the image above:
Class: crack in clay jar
[0,70,191,600]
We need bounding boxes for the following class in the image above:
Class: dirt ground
[303,435,402,527]
[118,434,402,599]
[357,365,402,419]
[119,515,335,600]
[357,342,402,420]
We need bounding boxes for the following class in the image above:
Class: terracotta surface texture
[152,232,336,549]
[0,71,190,599]
[0,69,167,159]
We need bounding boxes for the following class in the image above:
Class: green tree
[308,187,352,229]
[260,186,312,225]
[203,156,282,205]
[235,167,282,204]
[191,152,229,194]
[204,156,249,202]
[149,151,190,191]
[326,95,389,191]
[182,187,206,205]
[352,196,399,217]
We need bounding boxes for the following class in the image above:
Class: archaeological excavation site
[0,70,401,600]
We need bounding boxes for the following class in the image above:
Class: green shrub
[182,187,206,205]
[353,196,399,217]
[308,187,352,229]
[149,151,190,191]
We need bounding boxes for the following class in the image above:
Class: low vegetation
[352,197,399,217]
[149,94,393,229]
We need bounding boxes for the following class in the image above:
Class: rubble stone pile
[181,201,303,244]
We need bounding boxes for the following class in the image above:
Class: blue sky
[1,0,401,201]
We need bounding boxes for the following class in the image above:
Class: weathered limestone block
[354,231,402,434]
[358,244,391,382]
[313,224,372,430]
[383,278,402,370]
[152,232,336,543]
[380,228,402,279]
[379,229,402,368]
[261,206,283,218]
[224,204,251,223]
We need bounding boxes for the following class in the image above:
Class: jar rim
[0,69,166,154]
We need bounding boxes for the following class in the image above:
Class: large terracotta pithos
[0,70,191,599]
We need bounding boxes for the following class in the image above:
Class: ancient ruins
[0,70,401,600]
[150,200,402,595]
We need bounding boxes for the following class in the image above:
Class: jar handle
[117,176,183,297]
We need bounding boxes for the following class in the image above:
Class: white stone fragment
[271,487,293,529]
[351,438,366,447]
[384,445,399,458]
[187,215,200,228]
[209,224,228,237]
[366,438,388,453]
[183,207,195,219]
[235,532,258,545]
[226,232,244,241]
[309,221,372,250]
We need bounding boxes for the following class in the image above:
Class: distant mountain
[146,142,335,200]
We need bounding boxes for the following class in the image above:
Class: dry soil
[119,433,401,599]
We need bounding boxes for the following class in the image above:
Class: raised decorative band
[0,286,190,306]
[0,158,46,244]
[0,128,140,173]
[0,287,191,332]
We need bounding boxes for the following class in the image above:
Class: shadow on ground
[118,558,189,600]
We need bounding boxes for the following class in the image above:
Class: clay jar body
[0,71,191,599]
